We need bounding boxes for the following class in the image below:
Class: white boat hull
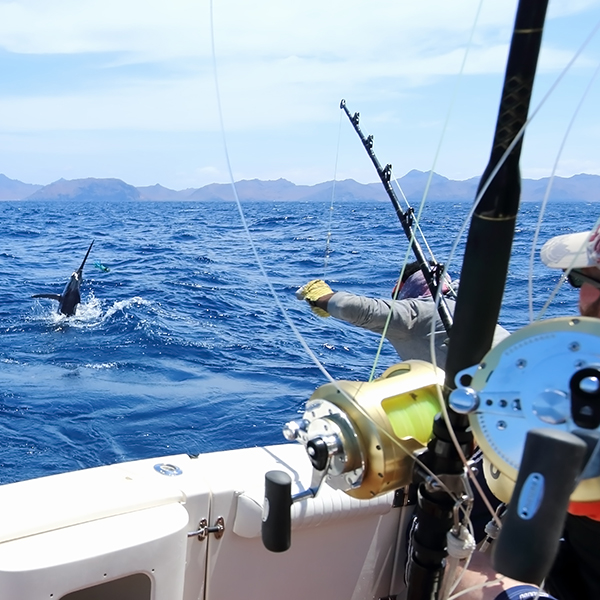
[0,443,408,599]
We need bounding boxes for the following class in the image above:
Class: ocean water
[0,198,593,485]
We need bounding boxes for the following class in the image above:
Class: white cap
[541,224,600,270]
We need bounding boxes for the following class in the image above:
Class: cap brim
[540,231,592,269]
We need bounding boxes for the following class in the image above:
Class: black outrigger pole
[340,100,453,336]
[405,0,549,598]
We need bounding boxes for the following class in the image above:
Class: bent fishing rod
[340,99,453,336]
[405,0,550,598]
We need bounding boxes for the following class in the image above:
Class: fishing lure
[94,261,110,273]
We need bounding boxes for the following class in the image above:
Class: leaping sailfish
[32,241,94,316]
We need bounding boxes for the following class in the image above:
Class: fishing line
[425,15,600,532]
[331,0,499,539]
[208,0,461,501]
[358,0,507,551]
[366,0,484,382]
[426,138,532,530]
[392,176,440,267]
[444,515,477,598]
[208,0,336,385]
[391,174,449,282]
[530,52,600,322]
[323,109,344,279]
[390,177,459,299]
[537,215,600,319]
[415,0,484,213]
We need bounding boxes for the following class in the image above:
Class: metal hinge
[188,516,225,541]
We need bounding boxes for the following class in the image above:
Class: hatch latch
[188,516,225,541]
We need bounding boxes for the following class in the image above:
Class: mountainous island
[0,170,598,202]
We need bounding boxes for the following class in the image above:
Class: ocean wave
[0,199,590,484]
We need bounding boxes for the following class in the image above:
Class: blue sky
[0,0,599,190]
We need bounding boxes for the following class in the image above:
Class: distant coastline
[1,170,599,202]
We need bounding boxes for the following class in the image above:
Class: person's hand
[452,550,532,600]
[296,279,333,317]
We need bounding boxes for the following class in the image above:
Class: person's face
[578,267,600,318]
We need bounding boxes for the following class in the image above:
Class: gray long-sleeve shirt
[327,291,510,366]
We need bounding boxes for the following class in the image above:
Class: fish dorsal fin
[77,240,94,275]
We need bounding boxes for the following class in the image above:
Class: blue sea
[0,199,592,485]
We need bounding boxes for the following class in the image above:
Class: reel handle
[492,428,587,584]
[262,470,292,552]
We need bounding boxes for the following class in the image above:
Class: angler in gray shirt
[297,262,509,367]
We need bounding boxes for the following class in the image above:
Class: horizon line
[2,169,600,193]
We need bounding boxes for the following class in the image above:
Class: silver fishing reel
[449,316,600,506]
[449,316,600,584]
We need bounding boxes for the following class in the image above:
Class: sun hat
[541,222,600,270]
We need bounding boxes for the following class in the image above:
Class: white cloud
[0,0,599,186]
[1,0,597,65]
[0,0,206,57]
[0,1,521,62]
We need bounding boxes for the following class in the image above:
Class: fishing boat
[1,1,599,599]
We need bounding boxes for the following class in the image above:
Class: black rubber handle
[492,428,587,584]
[262,470,292,552]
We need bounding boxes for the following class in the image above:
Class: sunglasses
[566,269,600,291]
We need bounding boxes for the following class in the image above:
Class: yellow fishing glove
[296,279,333,317]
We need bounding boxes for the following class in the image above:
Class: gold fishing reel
[283,359,444,500]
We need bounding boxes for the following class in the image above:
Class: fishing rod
[340,99,453,335]
[404,1,550,598]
